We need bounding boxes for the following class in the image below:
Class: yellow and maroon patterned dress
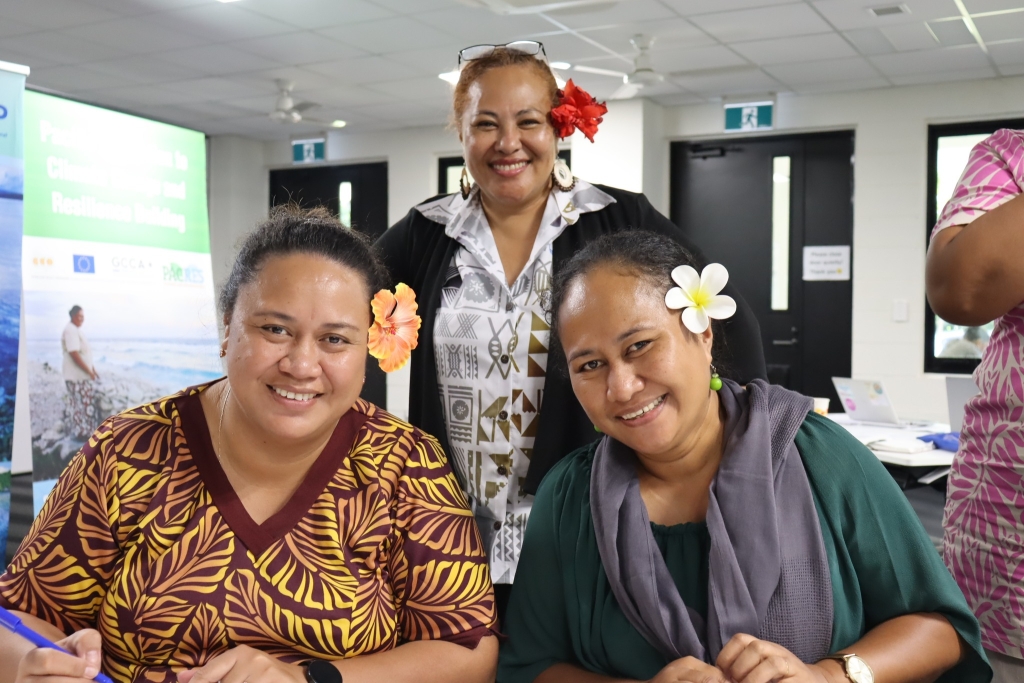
[0,382,497,683]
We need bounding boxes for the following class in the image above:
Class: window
[438,150,572,195]
[924,119,1024,374]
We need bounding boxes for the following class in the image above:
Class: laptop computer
[946,376,980,432]
[830,377,933,427]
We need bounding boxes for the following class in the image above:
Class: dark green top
[498,413,990,683]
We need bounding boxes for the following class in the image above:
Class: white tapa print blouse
[416,180,615,583]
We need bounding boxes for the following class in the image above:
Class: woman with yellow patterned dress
[0,207,499,683]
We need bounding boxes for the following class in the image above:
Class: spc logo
[73,254,95,274]
[0,105,7,120]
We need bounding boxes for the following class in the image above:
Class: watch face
[305,660,342,683]
[846,655,874,683]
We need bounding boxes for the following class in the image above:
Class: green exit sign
[292,138,325,164]
[724,102,773,132]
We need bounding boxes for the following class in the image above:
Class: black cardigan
[375,185,767,494]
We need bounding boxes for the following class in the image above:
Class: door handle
[772,338,799,346]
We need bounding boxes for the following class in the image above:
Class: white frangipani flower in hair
[664,263,737,334]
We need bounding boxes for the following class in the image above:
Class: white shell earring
[552,158,575,192]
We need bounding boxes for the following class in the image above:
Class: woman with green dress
[498,231,990,683]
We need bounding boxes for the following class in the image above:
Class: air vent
[869,4,910,17]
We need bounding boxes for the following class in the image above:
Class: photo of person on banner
[60,305,98,440]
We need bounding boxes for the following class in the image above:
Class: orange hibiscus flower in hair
[368,283,421,373]
[549,79,608,142]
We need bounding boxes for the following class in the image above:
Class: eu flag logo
[73,255,95,273]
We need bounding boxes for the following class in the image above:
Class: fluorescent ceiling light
[331,120,347,128]
[550,61,571,70]
[216,0,243,3]
[438,70,460,85]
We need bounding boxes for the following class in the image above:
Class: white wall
[662,76,1024,421]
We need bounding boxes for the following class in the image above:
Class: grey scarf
[591,379,833,664]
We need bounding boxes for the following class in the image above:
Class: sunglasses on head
[458,40,547,66]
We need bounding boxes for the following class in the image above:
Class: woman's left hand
[716,634,834,683]
[177,645,307,683]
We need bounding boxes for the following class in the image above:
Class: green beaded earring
[710,363,723,391]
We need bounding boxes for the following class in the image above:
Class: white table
[826,413,954,485]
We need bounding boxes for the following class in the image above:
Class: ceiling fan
[573,34,759,100]
[268,79,336,125]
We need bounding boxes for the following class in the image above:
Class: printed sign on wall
[803,245,851,281]
[22,91,220,514]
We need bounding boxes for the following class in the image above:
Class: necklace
[214,382,231,463]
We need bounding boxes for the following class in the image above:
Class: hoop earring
[460,166,472,199]
[551,157,575,192]
[710,363,722,391]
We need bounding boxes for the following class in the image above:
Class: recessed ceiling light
[331,120,347,128]
[550,61,571,70]
[438,70,460,85]
[216,0,243,3]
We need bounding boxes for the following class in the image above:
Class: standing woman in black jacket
[375,42,766,616]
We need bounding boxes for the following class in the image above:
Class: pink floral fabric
[937,129,1024,658]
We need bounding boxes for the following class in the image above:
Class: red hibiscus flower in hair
[550,79,608,143]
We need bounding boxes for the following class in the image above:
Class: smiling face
[222,252,370,447]
[558,265,717,461]
[72,310,85,327]
[459,64,558,210]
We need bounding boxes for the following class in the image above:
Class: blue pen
[0,605,114,683]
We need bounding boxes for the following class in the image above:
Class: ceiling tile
[303,55,418,84]
[0,19,45,39]
[543,0,678,30]
[159,77,275,103]
[63,17,211,54]
[287,84,401,108]
[988,38,1024,65]
[229,32,368,64]
[365,76,454,100]
[413,7,553,43]
[880,22,939,50]
[387,46,463,75]
[2,48,61,71]
[843,27,897,55]
[579,18,716,54]
[235,67,342,93]
[731,32,857,65]
[1,0,121,30]
[812,0,961,30]
[158,45,284,77]
[350,99,449,124]
[84,56,205,84]
[316,16,457,54]
[670,67,784,95]
[791,76,891,93]
[1,31,130,65]
[869,43,990,74]
[661,0,796,16]
[370,0,459,12]
[887,64,997,83]
[973,12,1024,41]
[689,4,833,43]
[961,0,1024,12]
[764,55,880,84]
[927,18,977,46]
[85,83,184,107]
[530,32,617,63]
[241,0,395,30]
[29,64,127,92]
[649,44,751,73]
[79,0,209,16]
[154,4,298,42]
[997,61,1024,75]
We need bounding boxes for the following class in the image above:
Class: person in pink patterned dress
[927,128,1024,683]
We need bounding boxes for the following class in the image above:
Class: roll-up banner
[22,92,219,514]
[0,61,29,551]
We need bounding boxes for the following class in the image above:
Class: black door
[269,161,389,407]
[670,132,853,405]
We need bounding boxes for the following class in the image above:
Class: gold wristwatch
[824,653,874,683]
